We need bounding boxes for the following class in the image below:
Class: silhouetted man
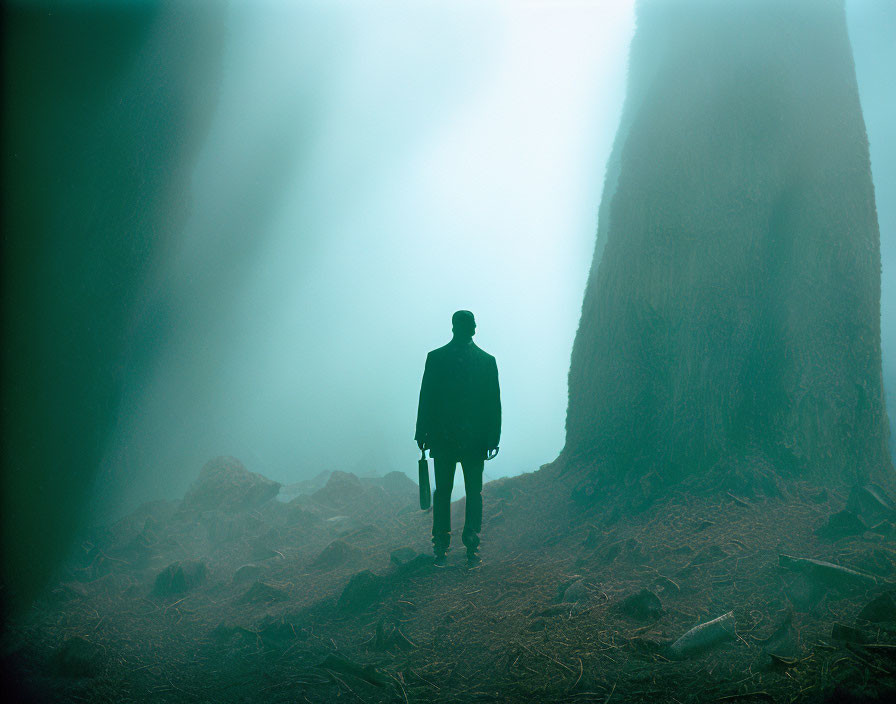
[415,310,501,567]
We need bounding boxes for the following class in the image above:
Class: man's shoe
[466,552,482,567]
[433,553,448,567]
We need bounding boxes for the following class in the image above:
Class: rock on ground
[154,560,206,596]
[182,456,280,513]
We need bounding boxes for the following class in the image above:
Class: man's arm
[487,356,501,450]
[415,353,434,449]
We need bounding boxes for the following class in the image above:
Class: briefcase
[418,449,432,510]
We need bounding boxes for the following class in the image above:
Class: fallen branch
[670,611,736,658]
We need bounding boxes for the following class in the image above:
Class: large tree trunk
[563,0,893,490]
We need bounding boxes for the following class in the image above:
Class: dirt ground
[3,457,895,703]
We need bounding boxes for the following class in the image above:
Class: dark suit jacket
[415,339,501,460]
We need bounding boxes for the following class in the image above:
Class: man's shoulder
[428,343,453,357]
[427,341,496,363]
[471,343,496,364]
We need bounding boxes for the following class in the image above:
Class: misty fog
[94,0,893,520]
[5,2,896,702]
[93,0,636,516]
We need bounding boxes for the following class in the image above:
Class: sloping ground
[4,459,896,703]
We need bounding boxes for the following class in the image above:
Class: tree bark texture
[564,0,893,488]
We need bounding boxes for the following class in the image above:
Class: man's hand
[417,439,426,451]
[486,447,499,461]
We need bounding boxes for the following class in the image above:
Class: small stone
[395,554,432,576]
[389,546,418,567]
[312,471,365,508]
[338,570,386,612]
[183,456,280,512]
[857,592,896,623]
[620,588,663,621]
[154,560,206,596]
[376,471,418,497]
[562,579,589,604]
[815,510,867,541]
[831,622,865,643]
[256,615,308,647]
[310,539,355,571]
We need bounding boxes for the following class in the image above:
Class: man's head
[451,310,476,339]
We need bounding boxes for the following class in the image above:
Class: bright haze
[99,0,894,517]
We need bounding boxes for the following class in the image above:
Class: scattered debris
[232,563,267,586]
[847,484,895,526]
[238,581,290,604]
[778,553,878,590]
[652,574,681,594]
[316,653,388,687]
[868,519,896,537]
[727,492,750,507]
[14,456,896,703]
[370,618,417,651]
[669,611,736,659]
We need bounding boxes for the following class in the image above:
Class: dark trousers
[432,457,484,554]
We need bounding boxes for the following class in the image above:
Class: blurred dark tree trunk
[563,0,894,492]
[1,1,225,609]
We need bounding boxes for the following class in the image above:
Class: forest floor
[4,457,896,703]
